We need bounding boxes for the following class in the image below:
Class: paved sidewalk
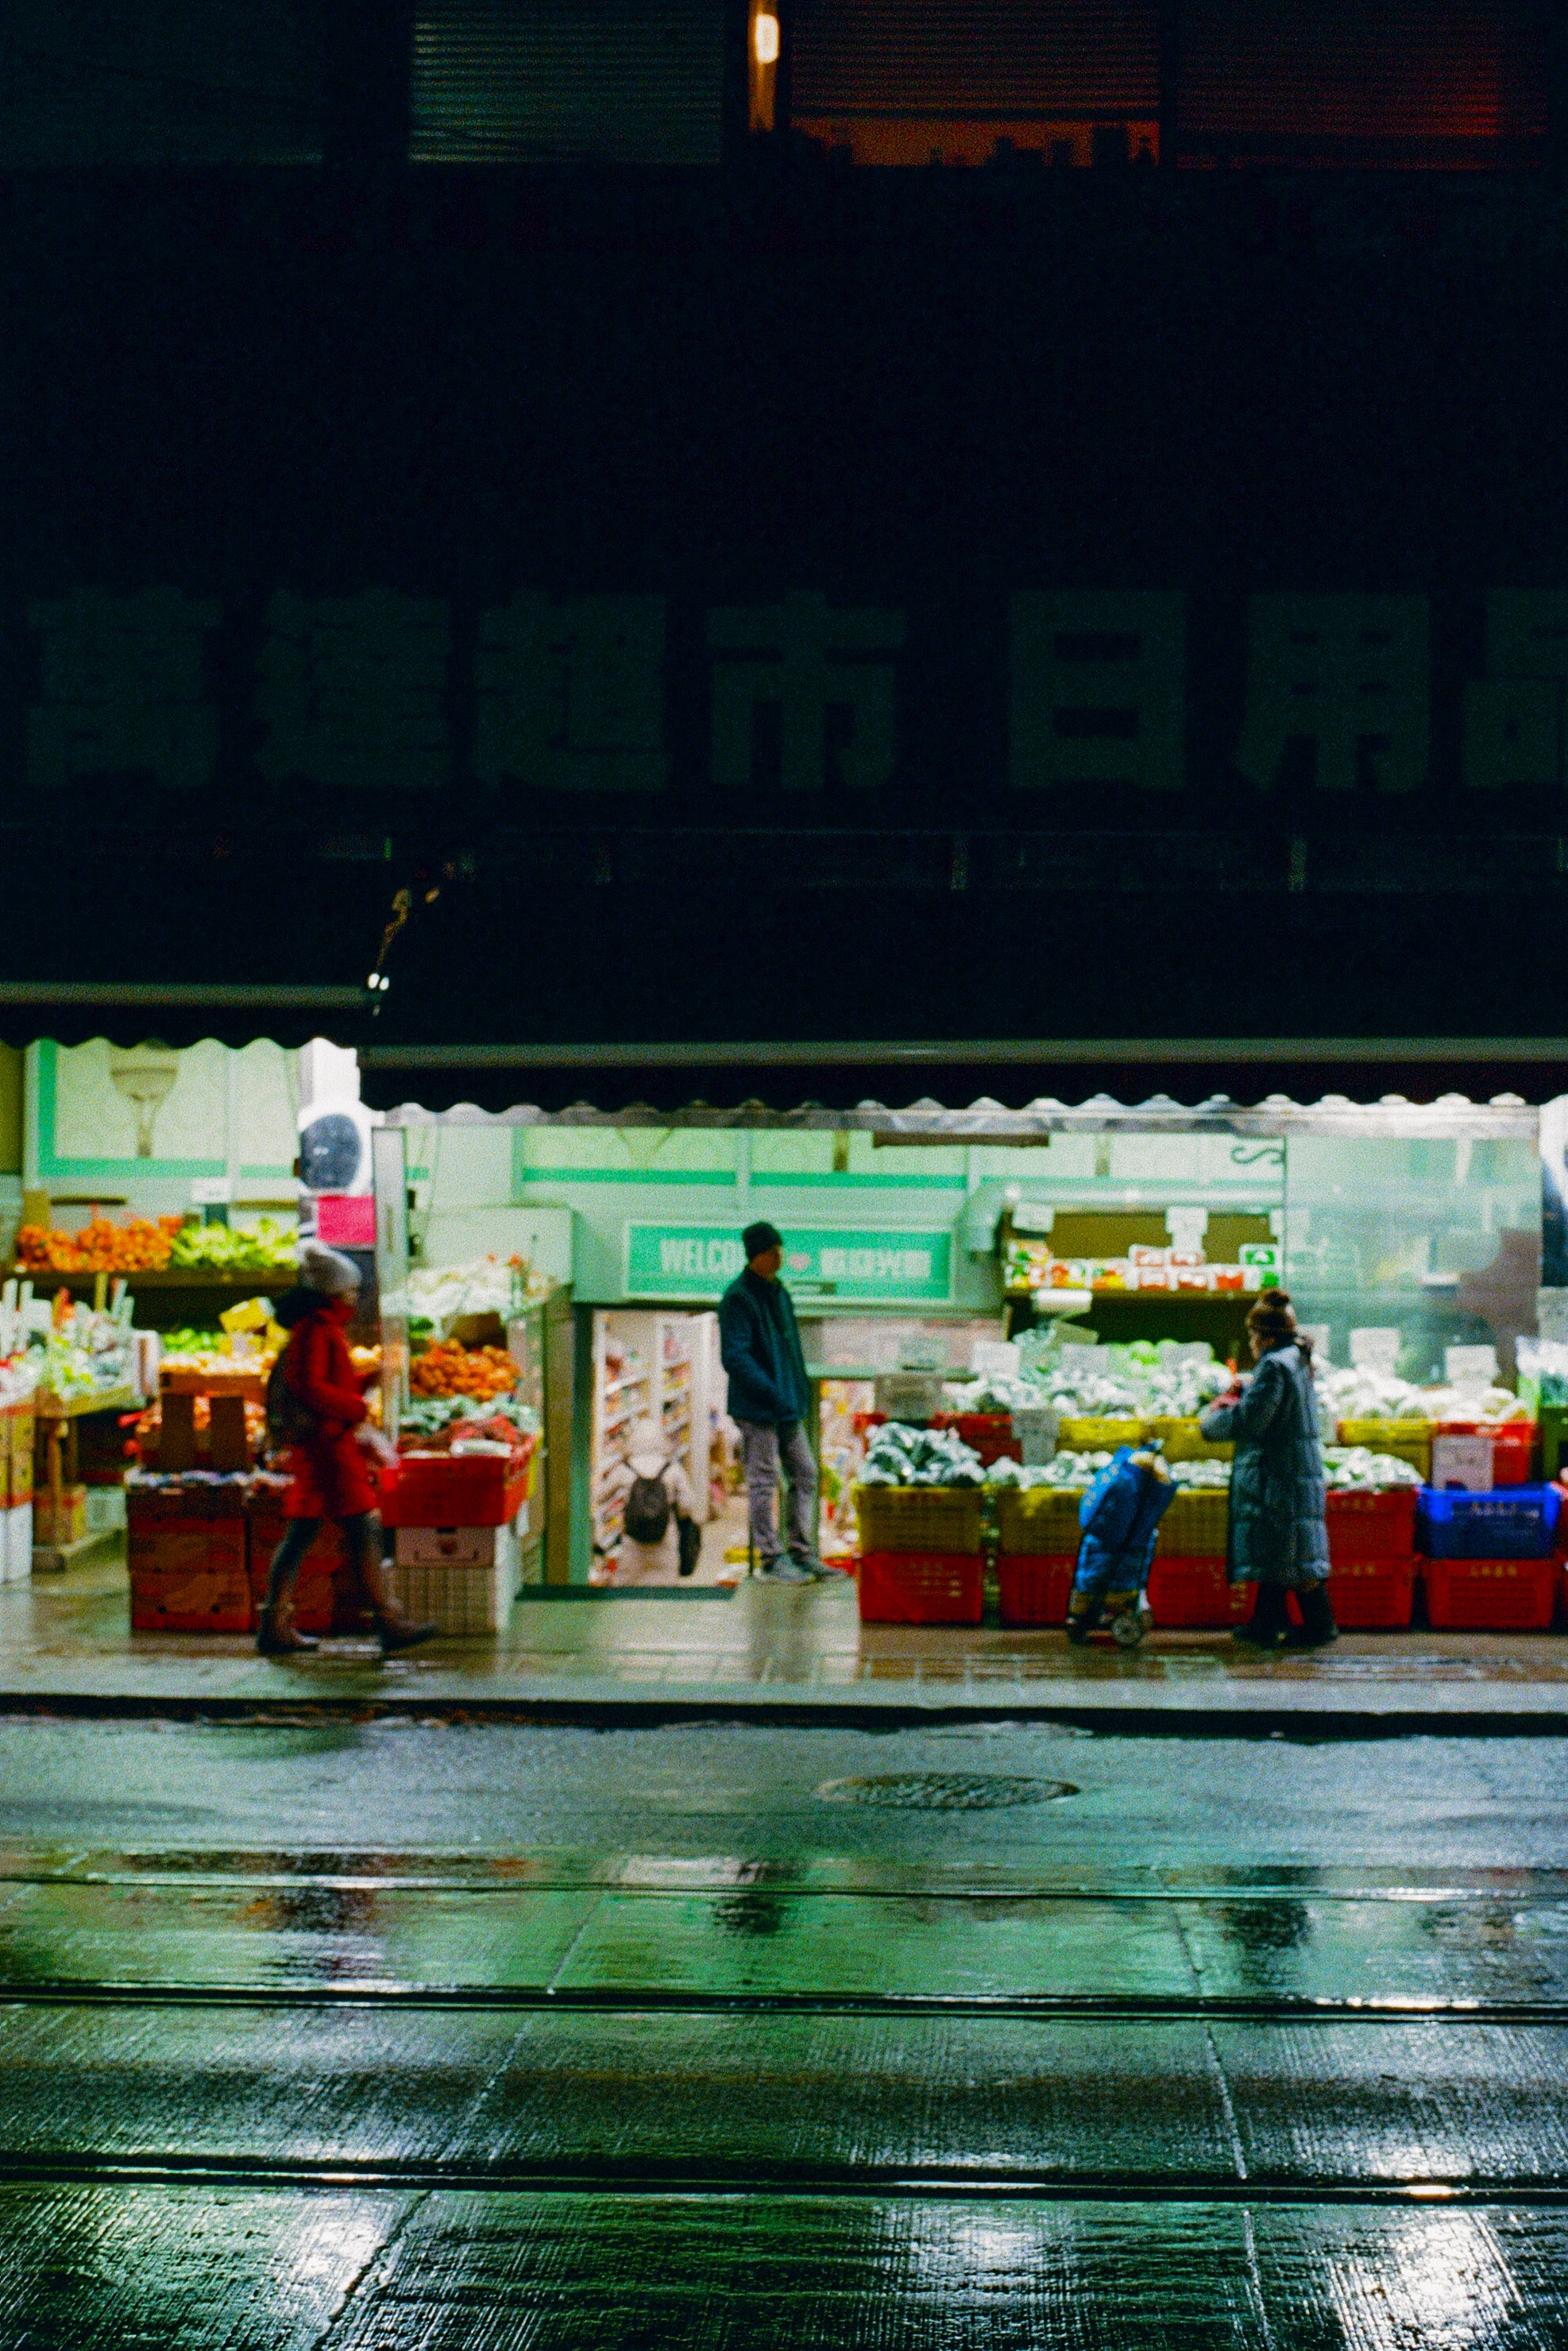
[5,1547,1568,1729]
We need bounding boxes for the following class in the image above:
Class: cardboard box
[34,1484,88,1547]
[394,1519,520,1573]
[131,1564,253,1634]
[1431,1433,1494,1492]
[10,1406,33,1506]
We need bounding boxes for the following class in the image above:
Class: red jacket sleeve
[288,1317,368,1429]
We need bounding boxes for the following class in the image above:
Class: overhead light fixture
[754,11,779,64]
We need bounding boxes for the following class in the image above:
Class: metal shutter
[790,0,1160,122]
[1176,0,1549,149]
[0,0,324,166]
[411,0,726,164]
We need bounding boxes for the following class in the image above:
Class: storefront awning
[0,984,365,1053]
[365,1037,1548,1136]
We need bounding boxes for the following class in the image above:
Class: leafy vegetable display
[167,1218,299,1271]
[1321,1446,1424,1489]
[859,1423,986,1487]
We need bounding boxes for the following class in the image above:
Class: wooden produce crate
[853,1486,983,1556]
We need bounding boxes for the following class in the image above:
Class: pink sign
[315,1193,375,1248]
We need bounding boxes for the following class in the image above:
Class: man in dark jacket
[719,1221,828,1582]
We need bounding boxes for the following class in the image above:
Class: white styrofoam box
[388,1556,513,1636]
[5,1501,32,1583]
[1431,1433,1494,1493]
[394,1519,521,1576]
[84,1487,127,1535]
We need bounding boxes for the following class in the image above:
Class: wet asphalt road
[2,1717,1568,2345]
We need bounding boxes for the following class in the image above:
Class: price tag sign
[1350,1328,1402,1371]
[1445,1344,1499,1388]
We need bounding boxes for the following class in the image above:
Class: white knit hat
[296,1239,361,1297]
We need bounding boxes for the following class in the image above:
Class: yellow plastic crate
[1155,1487,1230,1556]
[1336,1420,1433,1481]
[1145,1416,1234,1464]
[995,1486,1085,1556]
[1056,1417,1149,1451]
[854,1486,984,1556]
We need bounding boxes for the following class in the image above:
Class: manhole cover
[814,1773,1078,1811]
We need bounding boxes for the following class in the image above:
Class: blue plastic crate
[1415,1483,1562,1560]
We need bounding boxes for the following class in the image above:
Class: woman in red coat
[257,1243,434,1657]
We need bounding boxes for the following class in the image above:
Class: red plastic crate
[1437,1421,1536,1487]
[930,1413,1023,1467]
[856,1550,983,1625]
[996,1553,1075,1628]
[1422,1556,1558,1630]
[1146,1556,1247,1630]
[1319,1555,1417,1630]
[1325,1487,1419,1561]
[380,1448,533,1528]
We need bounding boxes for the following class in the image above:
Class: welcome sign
[625,1224,953,1303]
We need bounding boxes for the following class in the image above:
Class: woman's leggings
[265,1512,379,1607]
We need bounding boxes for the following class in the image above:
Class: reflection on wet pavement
[2,2188,1567,2349]
[4,1718,1568,2341]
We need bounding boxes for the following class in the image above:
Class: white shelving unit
[591,1308,717,1561]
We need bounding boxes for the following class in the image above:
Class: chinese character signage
[22,580,1568,800]
[625,1223,952,1301]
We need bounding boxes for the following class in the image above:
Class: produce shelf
[34,1385,139,1420]
[11,1266,291,1288]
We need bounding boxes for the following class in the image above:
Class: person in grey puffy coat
[1199,1290,1334,1650]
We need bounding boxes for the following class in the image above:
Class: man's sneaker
[790,1550,839,1579]
[757,1556,816,1583]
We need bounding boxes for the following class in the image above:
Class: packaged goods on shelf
[29,1290,137,1407]
[1004,1238,1261,1297]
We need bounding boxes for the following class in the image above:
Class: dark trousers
[265,1511,379,1607]
[1249,1580,1335,1638]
